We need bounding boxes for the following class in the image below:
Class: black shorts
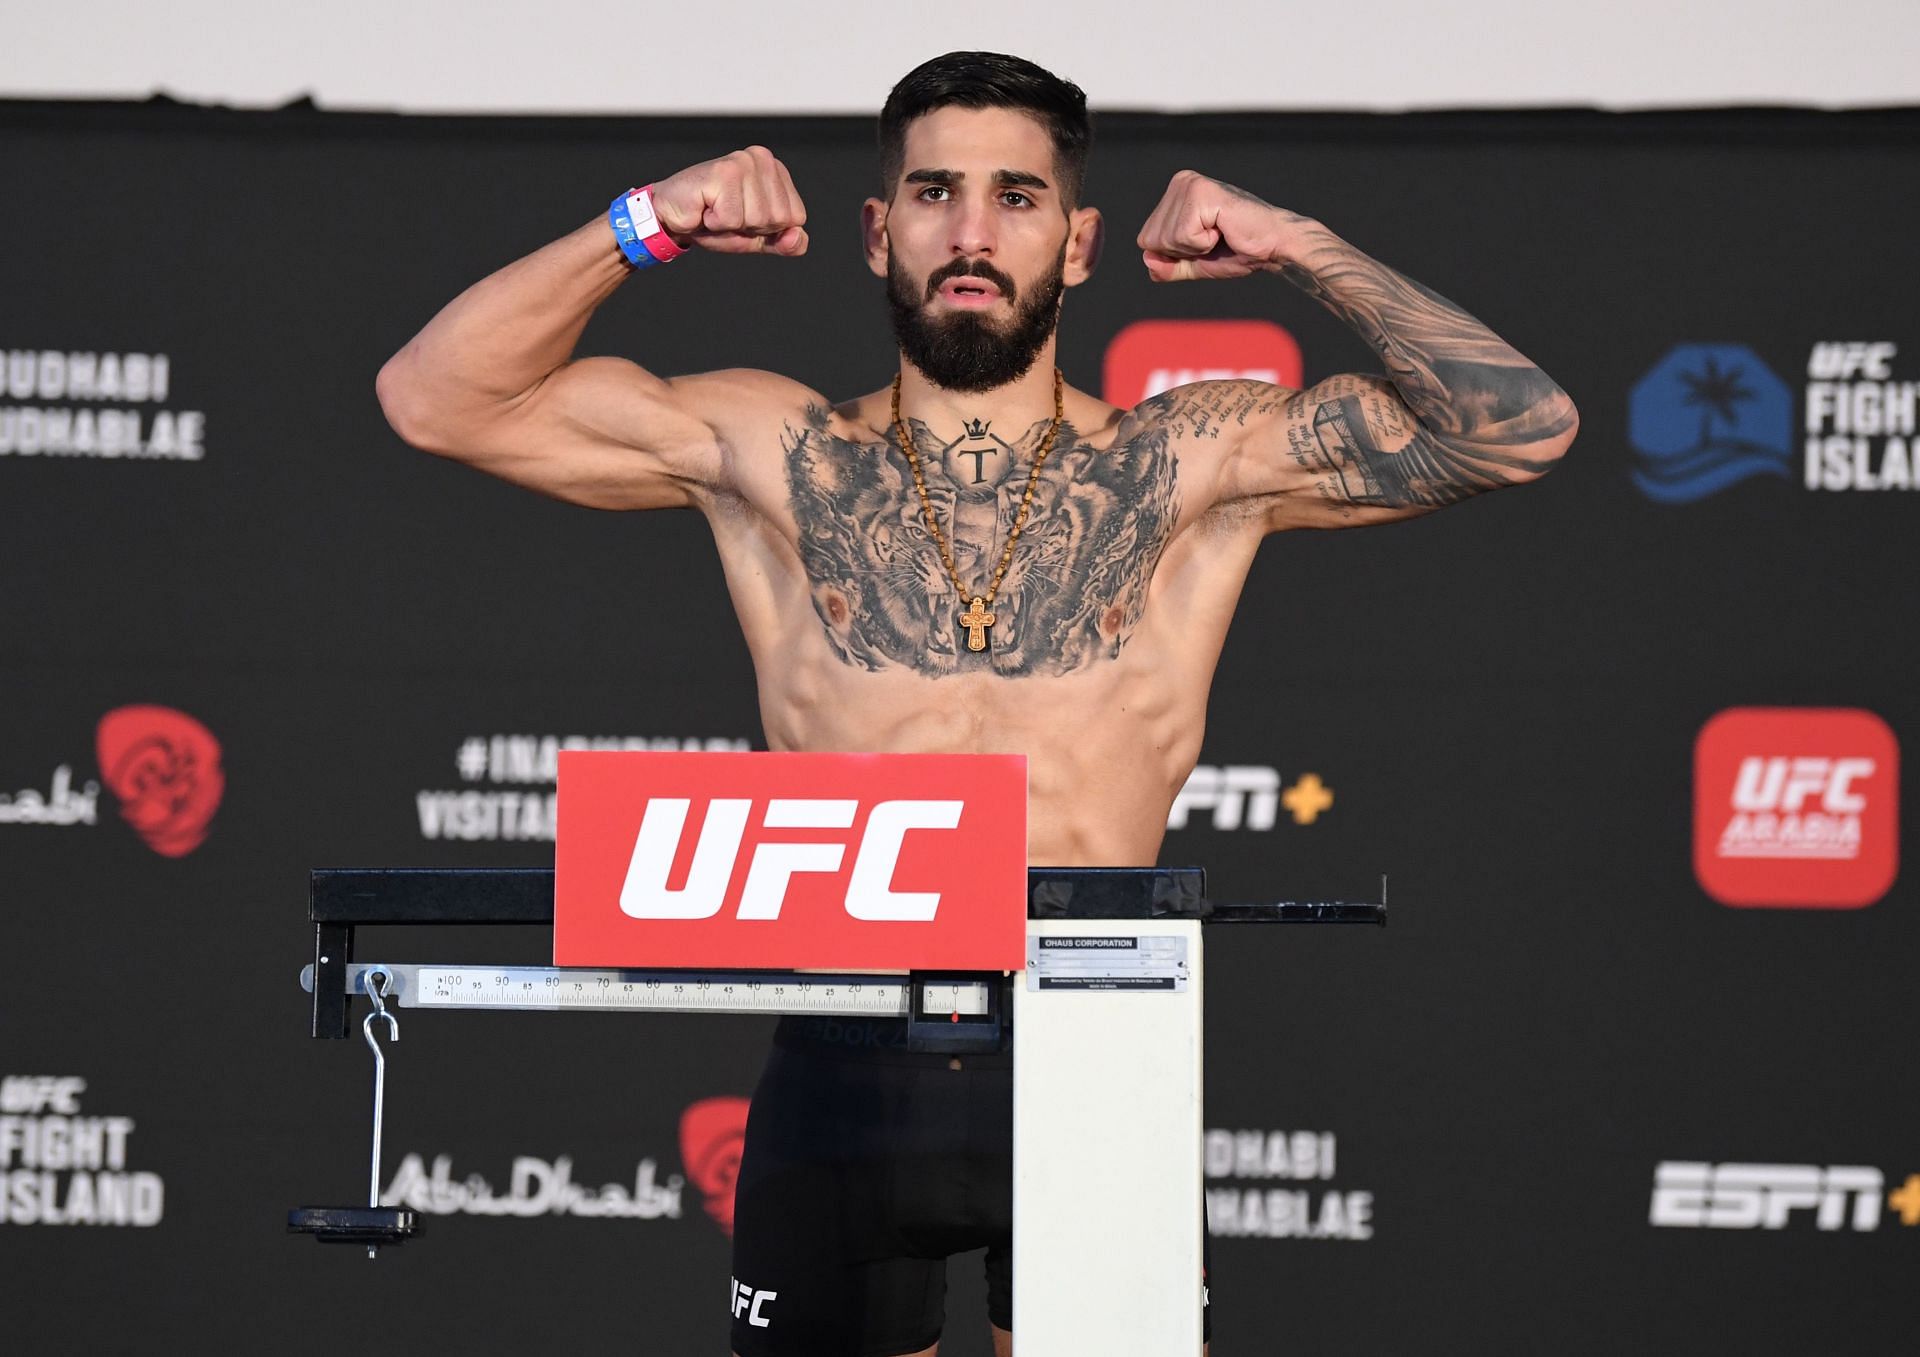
[729,1016,1210,1357]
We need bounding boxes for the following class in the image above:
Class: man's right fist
[650,147,809,256]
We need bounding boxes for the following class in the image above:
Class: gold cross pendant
[959,596,996,652]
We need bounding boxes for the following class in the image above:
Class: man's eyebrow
[903,168,1052,191]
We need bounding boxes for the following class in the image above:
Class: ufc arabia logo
[1651,1162,1883,1231]
[620,798,963,922]
[1694,708,1898,908]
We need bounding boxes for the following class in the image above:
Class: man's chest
[770,413,1184,679]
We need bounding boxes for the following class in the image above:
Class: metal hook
[362,966,399,1055]
[360,966,399,1257]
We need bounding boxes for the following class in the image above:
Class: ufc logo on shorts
[1650,1162,1884,1231]
[731,1275,777,1328]
[1731,757,1874,816]
[620,798,963,922]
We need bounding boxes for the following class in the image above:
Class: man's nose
[949,194,997,257]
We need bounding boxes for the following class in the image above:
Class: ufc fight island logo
[1694,708,1899,909]
[554,752,1026,971]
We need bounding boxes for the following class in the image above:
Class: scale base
[287,1206,421,1245]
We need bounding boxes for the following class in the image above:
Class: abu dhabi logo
[380,1150,682,1220]
[680,1096,750,1235]
[1629,344,1794,503]
[0,705,222,854]
[95,705,224,857]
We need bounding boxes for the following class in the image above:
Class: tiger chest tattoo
[781,406,1179,678]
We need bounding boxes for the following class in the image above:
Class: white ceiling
[4,0,1915,113]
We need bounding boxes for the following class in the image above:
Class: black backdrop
[1,99,1914,1354]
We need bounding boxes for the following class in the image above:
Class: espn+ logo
[1694,708,1899,909]
[1651,1163,1885,1232]
[1168,765,1336,831]
[621,798,961,922]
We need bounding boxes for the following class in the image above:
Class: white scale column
[1012,917,1205,1355]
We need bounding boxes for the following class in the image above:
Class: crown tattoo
[963,417,992,440]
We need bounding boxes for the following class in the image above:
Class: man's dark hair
[879,52,1093,209]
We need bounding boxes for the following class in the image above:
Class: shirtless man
[377,50,1578,1357]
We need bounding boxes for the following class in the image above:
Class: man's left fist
[1137,170,1309,282]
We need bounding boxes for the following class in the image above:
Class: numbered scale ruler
[299,962,991,1018]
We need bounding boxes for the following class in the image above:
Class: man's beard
[887,249,1065,394]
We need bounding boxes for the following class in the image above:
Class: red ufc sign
[1694,707,1899,909]
[554,752,1027,969]
[1102,319,1304,408]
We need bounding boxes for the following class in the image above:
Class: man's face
[870,105,1094,393]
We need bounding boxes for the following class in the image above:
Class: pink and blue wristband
[609,186,685,269]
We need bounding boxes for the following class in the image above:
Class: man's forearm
[1269,219,1578,458]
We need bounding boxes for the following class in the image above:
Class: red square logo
[1693,707,1899,909]
[554,751,1027,969]
[1102,319,1304,409]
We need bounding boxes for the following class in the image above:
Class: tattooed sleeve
[1261,224,1576,513]
[1268,373,1564,512]
[782,405,1178,678]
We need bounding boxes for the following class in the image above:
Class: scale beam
[298,962,992,1019]
[303,871,1382,1044]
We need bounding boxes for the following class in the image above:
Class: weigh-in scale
[292,865,1383,1355]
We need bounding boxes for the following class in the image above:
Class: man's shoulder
[1108,380,1304,529]
[676,372,905,451]
[667,367,829,420]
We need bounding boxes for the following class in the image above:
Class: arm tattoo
[1143,382,1292,442]
[1277,227,1576,507]
[1282,378,1550,510]
[782,405,1179,677]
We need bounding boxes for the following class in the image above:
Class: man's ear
[861,197,890,279]
[1064,205,1103,288]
